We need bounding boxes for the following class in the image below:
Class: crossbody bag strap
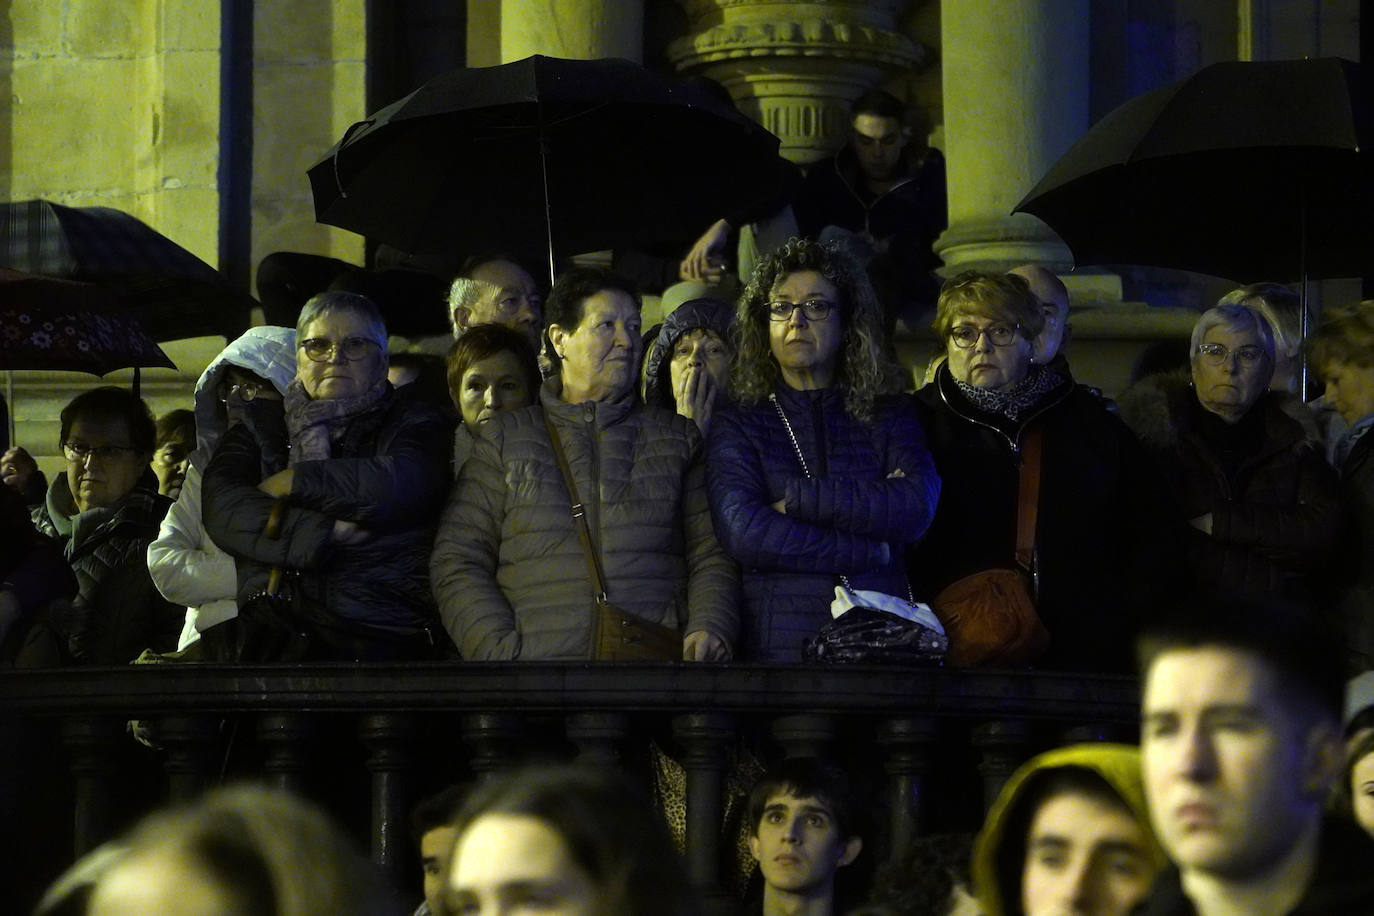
[1015,422,1044,577]
[543,412,610,602]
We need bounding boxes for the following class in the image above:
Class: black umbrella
[0,199,256,340]
[1015,57,1371,283]
[308,54,789,276]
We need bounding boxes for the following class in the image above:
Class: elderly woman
[707,238,939,662]
[202,292,452,661]
[431,267,738,661]
[445,323,542,472]
[147,327,297,659]
[1121,303,1340,605]
[912,271,1169,671]
[642,295,735,436]
[1312,303,1374,668]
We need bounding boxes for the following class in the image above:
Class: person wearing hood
[146,327,297,659]
[972,743,1167,916]
[15,387,180,666]
[643,295,735,437]
[1119,304,1341,603]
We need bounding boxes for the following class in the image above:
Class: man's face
[851,113,909,182]
[1008,266,1071,365]
[1021,790,1155,916]
[419,824,457,916]
[64,415,148,513]
[749,791,860,897]
[1141,647,1336,880]
[465,260,543,350]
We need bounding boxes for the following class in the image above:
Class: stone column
[668,1,927,165]
[500,0,645,62]
[935,0,1088,274]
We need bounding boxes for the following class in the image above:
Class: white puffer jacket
[146,327,297,649]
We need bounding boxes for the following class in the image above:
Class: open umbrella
[1014,57,1370,283]
[308,54,789,277]
[0,269,176,442]
[0,199,255,340]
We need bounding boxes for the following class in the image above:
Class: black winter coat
[909,366,1176,671]
[1119,372,1341,603]
[202,389,452,641]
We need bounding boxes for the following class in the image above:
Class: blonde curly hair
[730,237,898,424]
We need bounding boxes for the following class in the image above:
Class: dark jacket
[1331,424,1374,669]
[707,387,940,662]
[1135,817,1374,916]
[202,388,452,643]
[909,365,1175,671]
[20,473,177,665]
[1119,372,1341,602]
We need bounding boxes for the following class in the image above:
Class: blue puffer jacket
[707,386,940,661]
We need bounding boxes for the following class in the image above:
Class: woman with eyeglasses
[706,237,939,662]
[1120,302,1340,606]
[202,291,453,661]
[910,271,1171,671]
[146,327,296,660]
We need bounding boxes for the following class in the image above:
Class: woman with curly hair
[706,237,940,662]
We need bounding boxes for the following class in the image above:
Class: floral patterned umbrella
[0,269,175,374]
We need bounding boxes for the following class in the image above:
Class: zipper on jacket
[584,402,603,555]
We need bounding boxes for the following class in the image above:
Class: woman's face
[767,270,844,390]
[297,310,386,400]
[151,431,193,500]
[447,813,599,916]
[549,289,642,403]
[945,309,1033,392]
[1353,752,1374,839]
[1320,359,1374,426]
[456,349,535,430]
[1191,322,1272,421]
[668,328,730,406]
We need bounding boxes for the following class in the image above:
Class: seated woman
[202,291,452,661]
[431,267,738,661]
[16,387,181,666]
[912,272,1170,671]
[1120,303,1340,605]
[642,295,735,436]
[147,327,297,659]
[707,237,940,662]
[444,323,542,473]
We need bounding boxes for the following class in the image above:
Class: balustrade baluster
[876,716,938,860]
[257,713,316,794]
[973,719,1034,813]
[769,714,838,759]
[565,711,630,767]
[461,713,524,778]
[158,714,221,803]
[672,712,734,911]
[359,712,420,883]
[62,717,121,856]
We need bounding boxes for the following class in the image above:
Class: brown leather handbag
[544,414,682,661]
[931,425,1051,667]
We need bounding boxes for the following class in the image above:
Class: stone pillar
[500,0,645,63]
[972,720,1035,814]
[935,0,1088,274]
[667,1,927,165]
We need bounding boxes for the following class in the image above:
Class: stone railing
[0,663,1138,913]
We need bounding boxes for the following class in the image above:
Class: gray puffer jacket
[430,380,739,660]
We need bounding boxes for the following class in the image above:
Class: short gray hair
[1190,303,1276,362]
[297,290,388,347]
[446,276,496,337]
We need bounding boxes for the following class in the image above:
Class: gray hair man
[447,255,543,352]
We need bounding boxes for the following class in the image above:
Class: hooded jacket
[972,743,1168,916]
[146,327,297,647]
[642,297,734,412]
[430,379,739,660]
[1118,370,1341,601]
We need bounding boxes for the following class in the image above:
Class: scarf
[953,364,1064,422]
[283,378,389,465]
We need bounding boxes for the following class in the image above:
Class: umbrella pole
[538,105,557,292]
[1299,196,1310,402]
[5,370,14,448]
[133,366,142,399]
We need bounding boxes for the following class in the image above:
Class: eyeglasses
[1196,343,1266,366]
[299,336,379,362]
[949,324,1020,349]
[220,382,264,403]
[63,442,140,464]
[768,299,836,322]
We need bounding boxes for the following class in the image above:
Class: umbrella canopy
[0,269,175,374]
[0,199,255,340]
[308,54,789,267]
[1015,57,1371,283]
